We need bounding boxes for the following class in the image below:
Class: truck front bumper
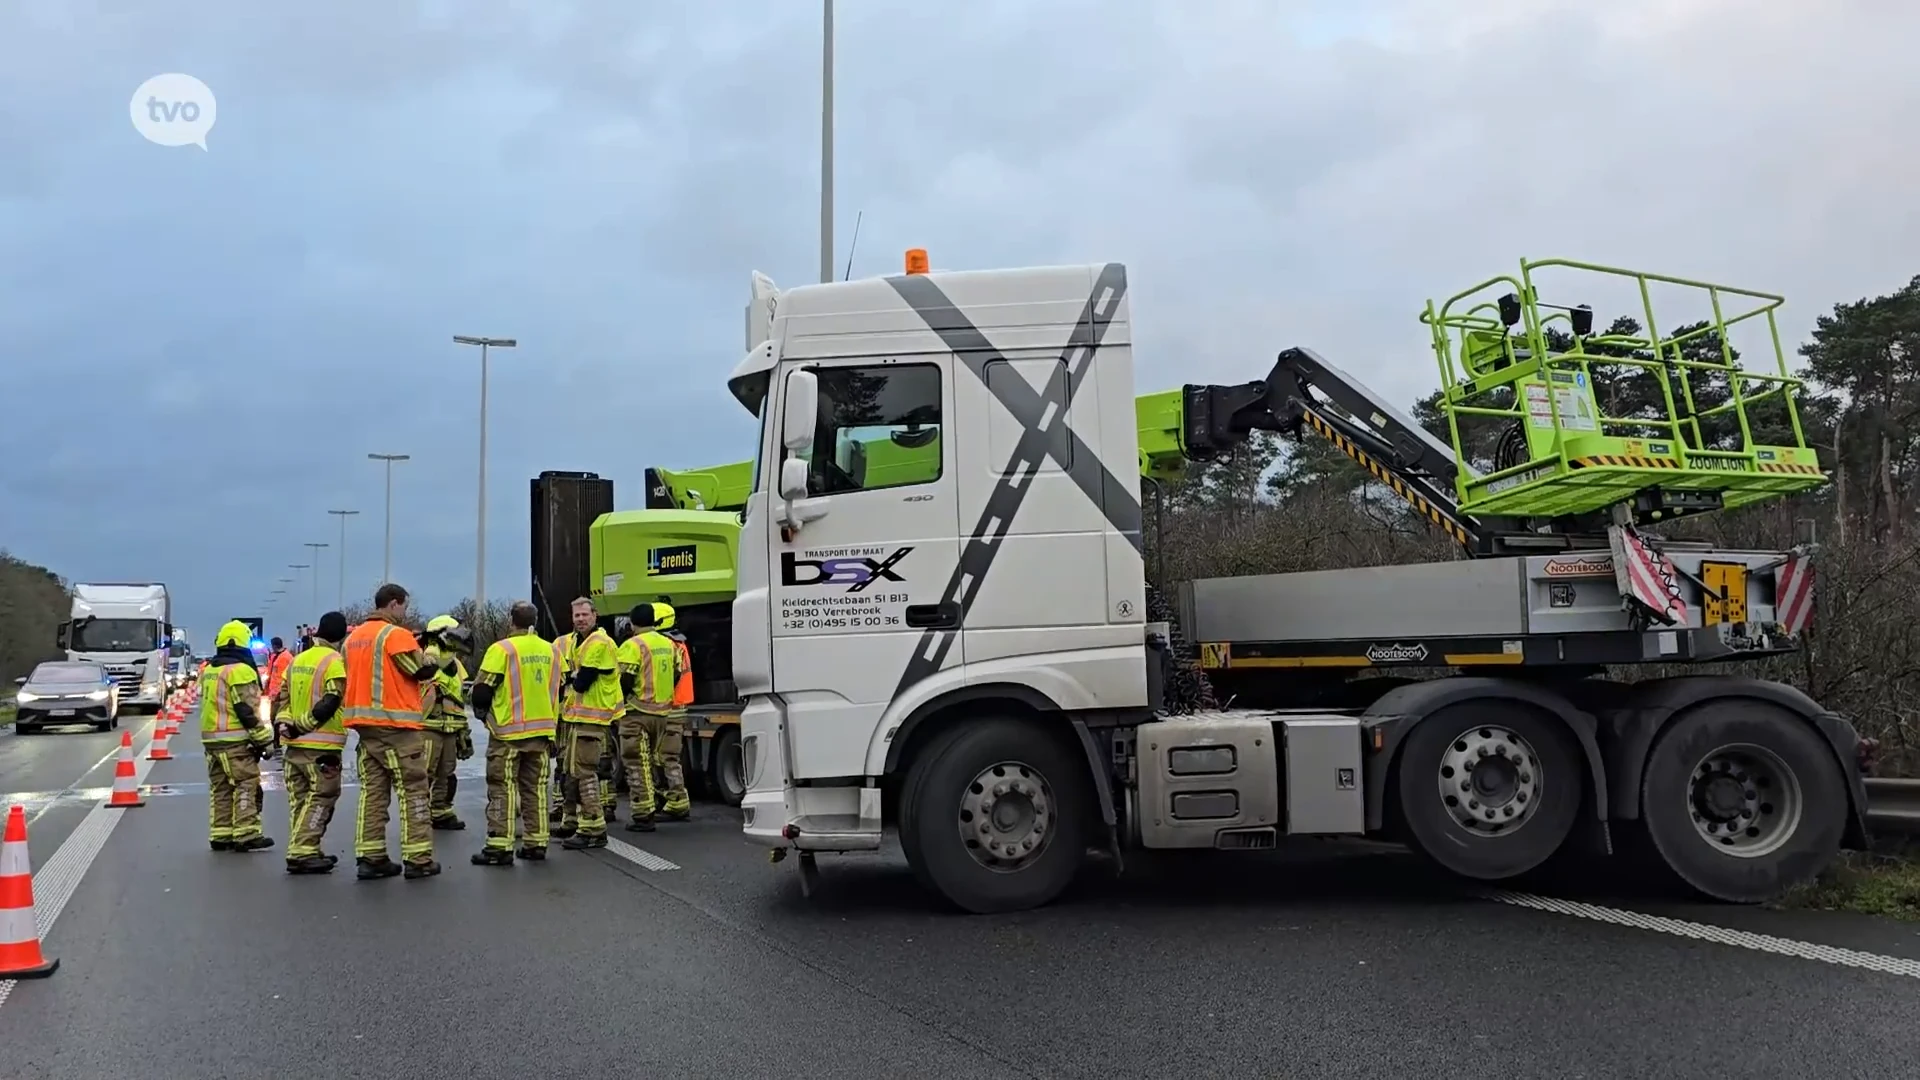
[738,696,884,852]
[742,786,886,852]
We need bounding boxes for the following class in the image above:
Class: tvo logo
[129,73,217,149]
[781,548,912,594]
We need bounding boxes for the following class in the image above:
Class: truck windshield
[70,618,160,652]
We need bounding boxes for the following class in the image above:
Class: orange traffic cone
[147,725,173,761]
[104,731,145,809]
[0,805,57,978]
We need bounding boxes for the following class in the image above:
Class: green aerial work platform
[1420,257,1826,523]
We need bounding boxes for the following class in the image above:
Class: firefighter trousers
[206,743,265,844]
[282,745,343,858]
[643,711,691,815]
[615,715,657,819]
[598,726,621,810]
[423,728,463,823]
[558,722,608,835]
[484,734,552,850]
[353,727,434,865]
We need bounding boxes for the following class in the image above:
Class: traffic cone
[104,731,145,808]
[0,805,58,978]
[147,725,173,761]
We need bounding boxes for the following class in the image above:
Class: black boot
[234,836,276,852]
[285,854,335,875]
[516,845,547,861]
[210,839,234,852]
[404,860,443,879]
[660,807,691,823]
[470,848,514,867]
[561,831,607,850]
[356,856,402,880]
[549,823,577,841]
[431,816,466,831]
[626,815,656,833]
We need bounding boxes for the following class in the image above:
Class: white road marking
[0,723,159,1010]
[1485,890,1920,979]
[605,836,680,872]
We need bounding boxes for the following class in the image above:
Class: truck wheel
[708,726,745,807]
[1637,700,1845,903]
[896,723,972,896]
[1393,702,1582,881]
[898,717,1090,914]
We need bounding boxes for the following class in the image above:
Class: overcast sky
[2,0,1914,647]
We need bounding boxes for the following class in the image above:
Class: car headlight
[15,690,38,703]
[87,690,110,701]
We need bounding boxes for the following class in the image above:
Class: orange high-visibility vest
[670,638,693,708]
[340,619,426,730]
[266,649,294,697]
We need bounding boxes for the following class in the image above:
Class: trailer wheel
[1638,700,1845,903]
[1393,702,1582,881]
[899,717,1090,914]
[708,726,745,807]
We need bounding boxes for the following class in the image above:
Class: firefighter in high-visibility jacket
[469,601,561,865]
[613,608,661,832]
[340,583,446,880]
[201,620,277,852]
[419,614,476,831]
[553,604,622,848]
[272,611,350,874]
[550,598,596,823]
[628,602,693,822]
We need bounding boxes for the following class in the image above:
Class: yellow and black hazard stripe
[1200,637,1528,670]
[1301,411,1471,548]
[1757,462,1823,475]
[1568,454,1684,469]
[1200,632,1689,671]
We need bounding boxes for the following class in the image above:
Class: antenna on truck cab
[842,210,863,281]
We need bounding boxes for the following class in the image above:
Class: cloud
[0,0,1913,645]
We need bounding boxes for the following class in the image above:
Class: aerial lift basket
[1421,258,1827,523]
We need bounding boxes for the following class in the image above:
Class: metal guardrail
[1866,777,1920,834]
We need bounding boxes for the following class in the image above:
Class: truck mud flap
[1069,718,1123,871]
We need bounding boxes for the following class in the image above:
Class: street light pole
[453,335,517,607]
[367,453,411,584]
[303,544,328,613]
[820,0,834,283]
[327,510,360,608]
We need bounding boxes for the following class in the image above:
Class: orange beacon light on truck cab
[904,248,929,275]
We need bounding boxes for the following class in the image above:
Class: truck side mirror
[55,623,69,650]
[782,369,818,454]
[778,457,810,502]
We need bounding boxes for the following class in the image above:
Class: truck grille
[105,667,145,695]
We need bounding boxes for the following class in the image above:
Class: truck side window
[806,363,943,497]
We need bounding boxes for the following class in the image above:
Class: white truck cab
[60,583,172,714]
[730,257,1148,870]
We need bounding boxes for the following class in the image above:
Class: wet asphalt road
[2,719,1918,1079]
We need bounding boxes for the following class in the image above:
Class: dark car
[12,661,121,734]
